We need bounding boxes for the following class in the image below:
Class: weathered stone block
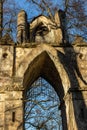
[0,45,14,77]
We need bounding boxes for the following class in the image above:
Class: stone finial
[75,35,83,43]
[72,35,86,46]
[0,33,13,45]
[54,11,61,27]
[17,10,29,44]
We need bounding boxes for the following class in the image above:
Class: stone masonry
[0,9,87,130]
[0,43,87,130]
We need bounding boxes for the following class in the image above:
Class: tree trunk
[0,0,3,38]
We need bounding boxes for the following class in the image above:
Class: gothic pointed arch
[16,44,70,99]
[17,44,70,130]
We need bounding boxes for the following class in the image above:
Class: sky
[15,0,64,21]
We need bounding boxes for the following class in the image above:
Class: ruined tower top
[17,9,68,45]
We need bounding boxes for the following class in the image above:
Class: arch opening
[24,77,63,130]
[23,50,68,130]
[23,51,64,100]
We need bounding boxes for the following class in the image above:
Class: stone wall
[0,43,87,130]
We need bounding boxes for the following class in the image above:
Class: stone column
[59,91,78,130]
[63,91,77,130]
[68,88,87,130]
[62,88,87,130]
[17,10,29,43]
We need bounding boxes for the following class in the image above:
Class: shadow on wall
[57,45,87,130]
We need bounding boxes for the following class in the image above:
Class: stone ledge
[0,42,87,48]
[68,87,87,93]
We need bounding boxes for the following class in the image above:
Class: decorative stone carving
[72,35,87,46]
[0,33,13,45]
[17,10,69,45]
[30,14,63,44]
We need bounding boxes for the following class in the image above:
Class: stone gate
[0,10,87,130]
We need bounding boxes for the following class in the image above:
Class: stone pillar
[17,10,29,43]
[62,88,87,130]
[59,92,75,130]
[69,88,87,130]
[63,91,77,130]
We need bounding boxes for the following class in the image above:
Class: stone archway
[16,44,70,95]
[1,44,87,130]
[16,44,71,130]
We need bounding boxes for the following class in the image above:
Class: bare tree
[65,0,87,41]
[26,0,87,42]
[24,77,62,130]
[1,0,87,42]
[0,0,4,38]
[1,0,20,41]
[26,0,57,21]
